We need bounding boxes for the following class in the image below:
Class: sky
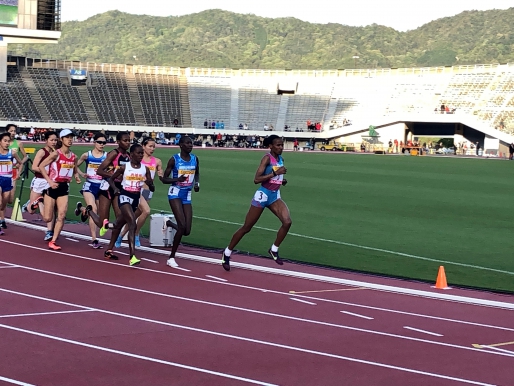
[61,0,511,31]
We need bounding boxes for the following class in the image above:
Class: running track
[0,221,513,385]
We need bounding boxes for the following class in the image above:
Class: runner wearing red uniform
[38,129,81,250]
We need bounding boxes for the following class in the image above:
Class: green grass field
[15,145,514,292]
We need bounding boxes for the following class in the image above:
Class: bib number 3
[253,190,268,203]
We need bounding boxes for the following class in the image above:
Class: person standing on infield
[222,134,291,271]
[160,136,200,268]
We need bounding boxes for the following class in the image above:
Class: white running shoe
[166,258,179,268]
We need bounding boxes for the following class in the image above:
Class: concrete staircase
[229,87,239,130]
[19,68,52,121]
[178,74,192,127]
[76,87,99,124]
[276,95,289,131]
[125,72,147,126]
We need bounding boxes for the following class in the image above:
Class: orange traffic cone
[432,266,451,290]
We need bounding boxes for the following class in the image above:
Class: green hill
[16,8,514,69]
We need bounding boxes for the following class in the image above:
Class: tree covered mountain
[16,8,514,69]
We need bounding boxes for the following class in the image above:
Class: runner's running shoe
[0,220,7,229]
[74,202,82,216]
[44,230,53,241]
[48,241,61,251]
[221,253,231,271]
[135,235,141,247]
[268,249,284,265]
[129,255,141,266]
[0,229,4,236]
[30,197,43,212]
[104,250,119,260]
[114,235,122,248]
[99,219,109,237]
[166,258,179,268]
[89,240,102,249]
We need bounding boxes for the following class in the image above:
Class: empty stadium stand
[2,56,514,139]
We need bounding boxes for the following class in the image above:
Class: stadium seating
[27,67,89,123]
[0,66,41,121]
[2,57,514,137]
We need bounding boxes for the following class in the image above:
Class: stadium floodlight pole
[352,55,359,69]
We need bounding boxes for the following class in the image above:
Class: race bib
[168,186,180,197]
[253,190,268,203]
[177,169,195,186]
[82,182,91,191]
[59,163,74,178]
[100,180,110,191]
[119,195,134,205]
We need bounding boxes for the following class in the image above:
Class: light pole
[352,55,359,69]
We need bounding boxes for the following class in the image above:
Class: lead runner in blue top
[222,134,292,271]
[160,136,200,268]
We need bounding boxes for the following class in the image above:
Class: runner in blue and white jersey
[160,136,200,268]
[74,132,108,249]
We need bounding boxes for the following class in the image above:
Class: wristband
[195,182,200,187]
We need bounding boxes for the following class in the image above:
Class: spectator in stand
[388,140,393,153]
[293,138,299,151]
[394,139,398,153]
[220,121,225,129]
[315,122,321,132]
[173,118,179,127]
[129,130,135,143]
[509,143,514,160]
[263,123,269,131]
[400,140,404,153]
[204,120,208,130]
[475,142,480,156]
[306,120,311,131]
[238,123,243,130]
[243,123,248,130]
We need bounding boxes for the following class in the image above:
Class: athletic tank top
[48,149,76,183]
[261,153,284,192]
[121,163,146,193]
[34,148,52,178]
[8,138,19,167]
[112,149,130,182]
[141,156,157,180]
[0,150,14,178]
[171,153,196,190]
[85,150,107,183]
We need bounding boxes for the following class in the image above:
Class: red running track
[0,224,514,386]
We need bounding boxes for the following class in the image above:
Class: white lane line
[4,223,514,311]
[116,251,129,256]
[172,266,191,272]
[0,265,512,359]
[0,265,19,269]
[0,323,276,386]
[0,309,94,319]
[141,258,159,264]
[403,326,443,337]
[205,275,227,282]
[0,290,497,386]
[0,376,35,386]
[65,238,79,242]
[482,346,514,357]
[0,239,513,334]
[289,297,316,305]
[340,311,374,320]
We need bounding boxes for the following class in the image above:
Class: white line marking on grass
[0,323,277,386]
[65,238,79,242]
[141,258,159,264]
[403,326,443,337]
[0,289,498,386]
[205,275,227,282]
[289,297,317,305]
[0,376,35,386]
[340,311,374,320]
[191,216,514,277]
[0,309,94,319]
